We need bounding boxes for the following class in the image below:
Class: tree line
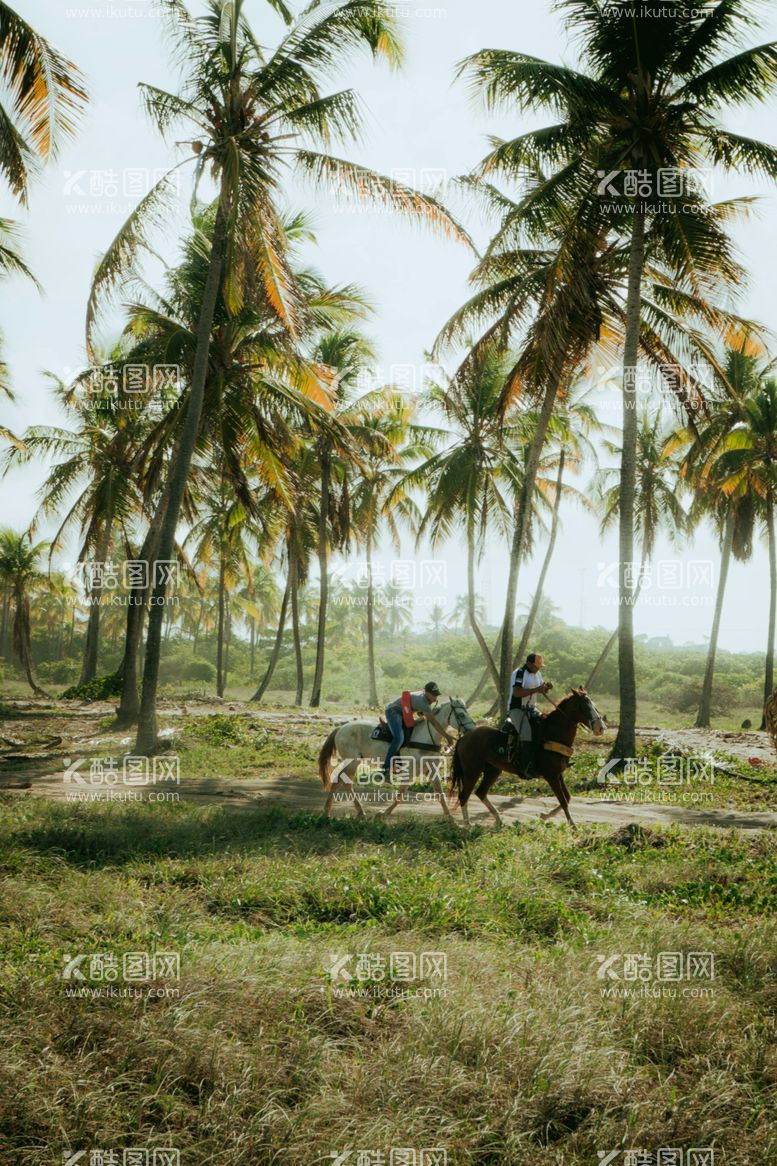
[1,0,777,760]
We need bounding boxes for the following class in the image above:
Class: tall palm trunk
[251,573,290,702]
[467,514,500,690]
[760,492,776,729]
[695,510,735,728]
[1,589,10,657]
[193,595,204,655]
[13,585,46,697]
[310,447,330,707]
[611,204,646,764]
[586,551,649,692]
[366,531,378,706]
[249,616,256,677]
[115,495,169,727]
[136,186,230,753]
[216,554,227,698]
[225,592,231,682]
[289,541,304,706]
[498,369,563,708]
[466,630,502,706]
[485,453,566,719]
[78,510,114,686]
[514,452,565,668]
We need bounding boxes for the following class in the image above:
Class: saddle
[371,717,415,747]
[500,718,573,776]
[500,716,543,775]
[370,717,438,751]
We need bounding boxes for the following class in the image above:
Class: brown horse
[450,688,605,828]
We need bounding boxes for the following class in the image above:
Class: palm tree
[236,566,281,679]
[587,409,688,694]
[681,346,777,727]
[349,389,421,705]
[426,603,450,640]
[5,375,145,685]
[401,347,522,691]
[309,327,376,707]
[0,4,87,202]
[88,0,468,752]
[512,380,604,674]
[460,0,777,760]
[0,529,48,695]
[0,7,87,391]
[676,345,760,727]
[38,570,79,663]
[185,464,266,697]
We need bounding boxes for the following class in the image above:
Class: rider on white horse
[383,681,456,777]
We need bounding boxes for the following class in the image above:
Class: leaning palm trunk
[136,188,230,752]
[366,533,378,706]
[289,542,304,706]
[514,452,565,669]
[14,586,46,697]
[611,204,646,765]
[216,555,226,698]
[310,448,330,707]
[251,574,290,702]
[695,510,735,728]
[760,493,776,729]
[78,511,114,686]
[486,454,567,720]
[467,515,500,690]
[1,589,11,658]
[586,552,649,692]
[115,495,168,726]
[498,371,562,708]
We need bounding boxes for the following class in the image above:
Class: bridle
[446,697,473,735]
[543,691,603,734]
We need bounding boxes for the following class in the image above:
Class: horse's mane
[540,690,584,720]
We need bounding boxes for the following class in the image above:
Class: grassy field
[1,769,776,1164]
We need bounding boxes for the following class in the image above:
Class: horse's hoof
[539,812,552,821]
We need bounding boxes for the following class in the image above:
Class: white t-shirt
[508,666,544,712]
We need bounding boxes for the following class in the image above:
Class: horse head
[560,687,605,735]
[440,697,477,735]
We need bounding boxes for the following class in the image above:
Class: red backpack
[400,690,415,728]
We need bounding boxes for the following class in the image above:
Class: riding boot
[524,740,541,778]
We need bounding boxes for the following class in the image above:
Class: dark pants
[383,707,405,776]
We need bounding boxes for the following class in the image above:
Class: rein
[542,692,591,734]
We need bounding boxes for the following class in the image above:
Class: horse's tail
[450,736,464,798]
[318,728,339,788]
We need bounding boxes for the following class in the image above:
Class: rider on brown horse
[506,652,553,776]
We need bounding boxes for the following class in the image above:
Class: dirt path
[1,700,774,831]
[7,771,775,832]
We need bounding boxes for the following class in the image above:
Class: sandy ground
[1,698,775,831]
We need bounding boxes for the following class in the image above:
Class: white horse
[318,698,476,820]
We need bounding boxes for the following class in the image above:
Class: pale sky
[1,0,776,652]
